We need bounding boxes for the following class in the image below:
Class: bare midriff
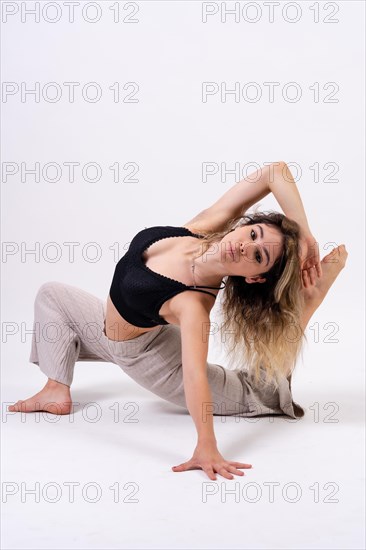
[104,295,162,342]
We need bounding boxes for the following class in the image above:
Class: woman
[8,161,348,481]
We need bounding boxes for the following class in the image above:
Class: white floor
[2,337,365,550]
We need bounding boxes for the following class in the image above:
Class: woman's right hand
[172,441,253,480]
[298,231,322,277]
[300,244,348,302]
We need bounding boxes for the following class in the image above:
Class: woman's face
[220,223,284,282]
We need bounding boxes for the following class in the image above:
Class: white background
[1,1,365,549]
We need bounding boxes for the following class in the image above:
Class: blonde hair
[194,210,306,392]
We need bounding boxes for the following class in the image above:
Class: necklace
[190,251,226,290]
[191,254,198,288]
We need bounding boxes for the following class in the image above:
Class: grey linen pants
[29,282,305,419]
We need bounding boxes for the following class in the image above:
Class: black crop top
[108,225,226,328]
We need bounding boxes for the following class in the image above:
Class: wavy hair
[194,210,306,391]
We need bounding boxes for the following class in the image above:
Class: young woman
[8,161,348,481]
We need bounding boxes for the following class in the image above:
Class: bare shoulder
[169,290,214,323]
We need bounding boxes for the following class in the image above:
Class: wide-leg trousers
[28,282,305,419]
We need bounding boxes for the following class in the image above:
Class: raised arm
[267,162,321,275]
[171,296,252,480]
[184,163,272,233]
[186,162,308,231]
[266,161,311,234]
[184,161,321,275]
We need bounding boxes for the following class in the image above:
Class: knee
[35,281,64,303]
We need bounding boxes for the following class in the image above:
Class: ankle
[45,378,70,390]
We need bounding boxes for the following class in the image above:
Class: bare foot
[8,379,72,415]
[301,244,348,309]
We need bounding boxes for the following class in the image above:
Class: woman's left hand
[299,231,322,277]
[172,441,252,480]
